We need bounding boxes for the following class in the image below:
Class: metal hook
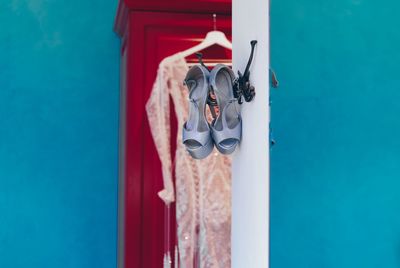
[233,40,257,104]
[270,68,279,88]
[195,52,208,69]
[195,52,218,119]
[213,14,217,31]
[243,40,257,80]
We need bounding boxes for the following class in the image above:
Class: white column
[232,0,270,267]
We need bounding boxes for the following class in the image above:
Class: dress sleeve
[145,62,175,205]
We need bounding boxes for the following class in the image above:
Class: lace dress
[146,53,231,268]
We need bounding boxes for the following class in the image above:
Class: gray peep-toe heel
[209,64,242,154]
[182,65,214,159]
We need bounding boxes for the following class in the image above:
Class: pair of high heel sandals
[182,64,242,159]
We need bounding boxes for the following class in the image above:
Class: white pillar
[232,0,270,267]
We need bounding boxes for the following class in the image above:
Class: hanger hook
[213,14,217,31]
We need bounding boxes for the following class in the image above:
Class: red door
[114,1,231,267]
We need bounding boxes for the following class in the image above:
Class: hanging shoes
[209,64,242,155]
[182,63,243,159]
[181,42,258,159]
[182,65,214,159]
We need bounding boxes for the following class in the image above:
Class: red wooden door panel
[114,0,231,38]
[116,7,231,268]
[124,0,230,13]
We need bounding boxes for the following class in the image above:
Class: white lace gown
[146,53,231,268]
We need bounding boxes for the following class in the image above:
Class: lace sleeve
[145,62,175,205]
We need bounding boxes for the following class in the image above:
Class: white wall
[232,0,270,267]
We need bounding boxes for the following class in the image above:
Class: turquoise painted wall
[0,1,119,267]
[271,1,400,267]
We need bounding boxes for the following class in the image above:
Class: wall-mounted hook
[269,68,279,88]
[269,127,276,148]
[233,40,257,104]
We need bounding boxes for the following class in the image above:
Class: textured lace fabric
[146,53,231,268]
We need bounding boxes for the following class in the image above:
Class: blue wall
[271,1,400,267]
[0,1,119,267]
